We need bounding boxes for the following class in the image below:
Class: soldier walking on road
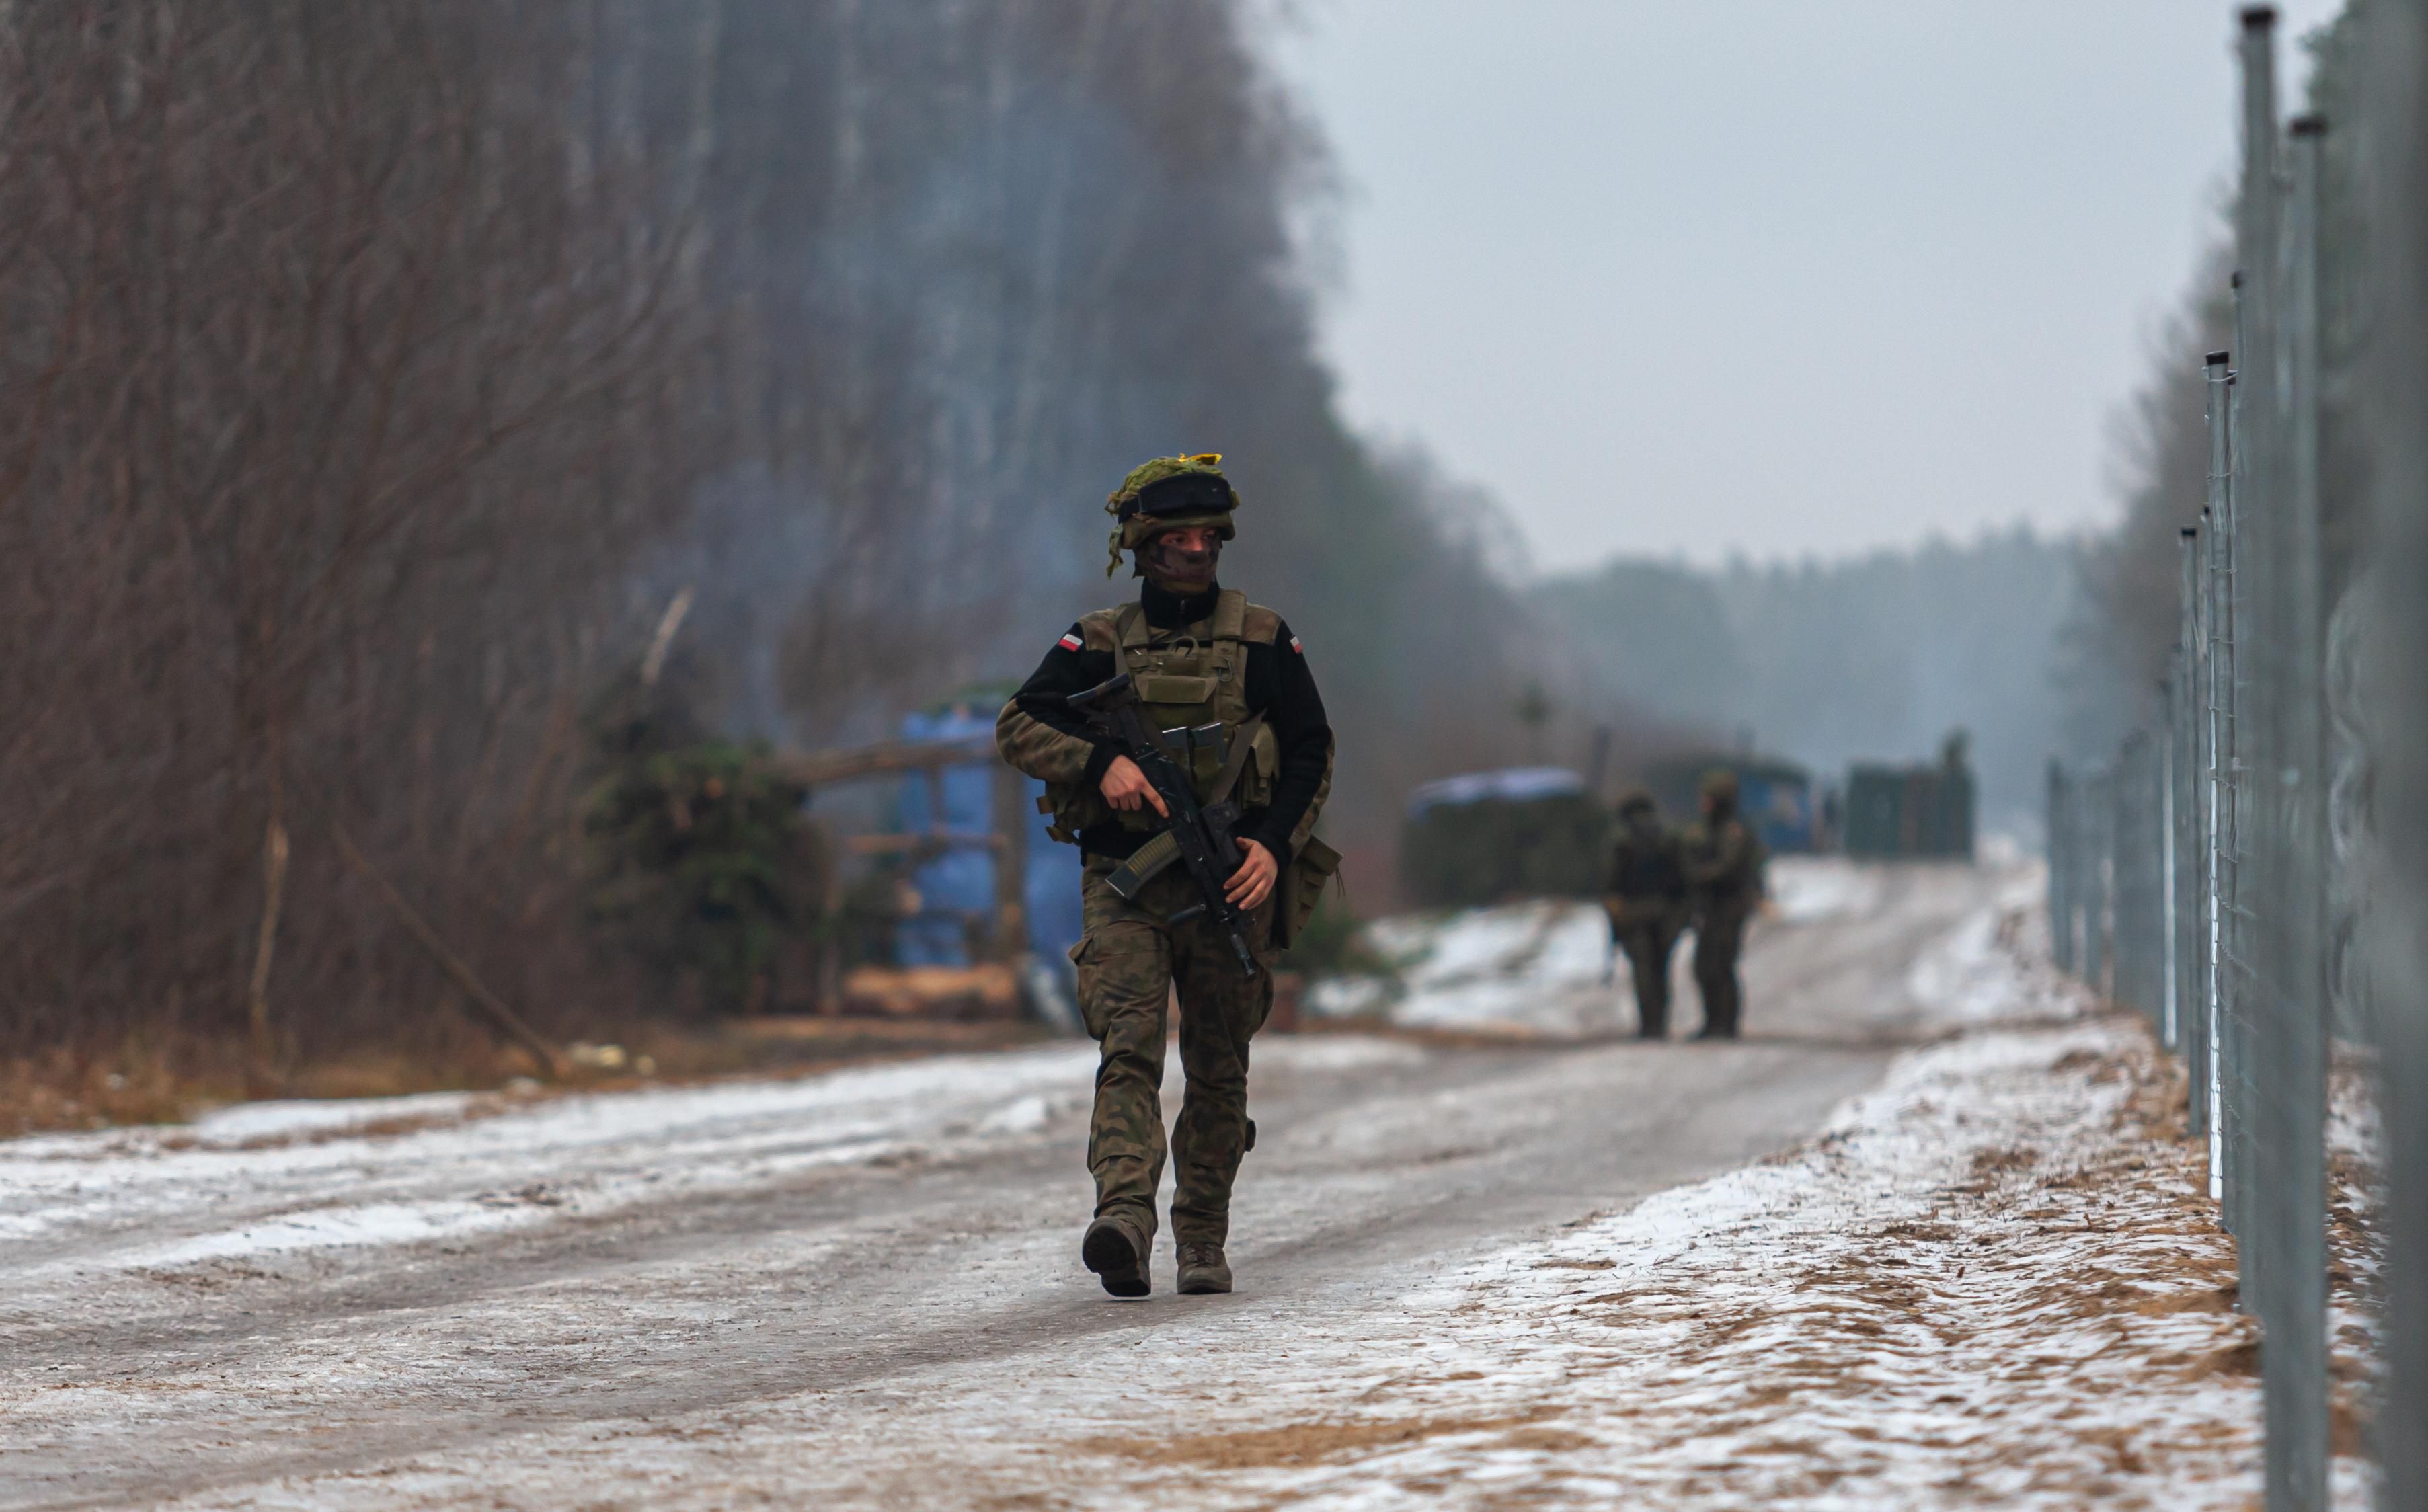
[1681,769,1766,1041]
[995,456,1337,1300]
[1604,788,1685,1040]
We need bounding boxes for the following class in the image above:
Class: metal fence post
[2204,372,2232,1202]
[2273,108,2331,1505]
[2115,742,2141,1014]
[2234,9,2328,1503]
[2175,527,2202,1059]
[2215,332,2244,1226]
[2049,760,2075,973]
[2122,732,2164,1025]
[2162,675,2181,1046]
[2086,765,2114,996]
[2362,5,2428,1503]
[2201,500,2223,1168]
[2232,7,2279,1302]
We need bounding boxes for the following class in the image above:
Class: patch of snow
[975,1092,1064,1136]
[0,1033,1427,1275]
[1766,854,1887,922]
[1253,1036,1430,1074]
[1148,1015,2281,1510]
[1304,973,1393,1019]
[186,1090,489,1145]
[129,1198,562,1267]
[1354,898,1622,1037]
[0,1047,1101,1263]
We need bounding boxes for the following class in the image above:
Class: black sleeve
[1242,617,1332,863]
[1011,626,1122,788]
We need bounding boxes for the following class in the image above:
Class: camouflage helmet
[1699,768,1740,805]
[1617,785,1657,816]
[1103,454,1238,576]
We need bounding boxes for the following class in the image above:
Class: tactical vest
[1040,589,1282,845]
[1612,828,1684,900]
[1683,817,1766,909]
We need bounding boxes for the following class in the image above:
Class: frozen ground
[1,859,2335,1509]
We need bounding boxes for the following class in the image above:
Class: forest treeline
[2064,5,2365,756]
[1536,530,2079,834]
[0,1,1552,1070]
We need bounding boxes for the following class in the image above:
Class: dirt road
[1,862,2010,1509]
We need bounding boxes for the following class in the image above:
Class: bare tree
[0,1,701,1063]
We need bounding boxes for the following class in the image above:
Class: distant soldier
[995,455,1336,1299]
[1603,788,1685,1039]
[1680,769,1765,1040]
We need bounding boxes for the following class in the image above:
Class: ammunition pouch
[1275,834,1343,950]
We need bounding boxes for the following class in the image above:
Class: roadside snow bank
[0,1036,1425,1275]
[1010,912,2343,1509]
[1362,898,1618,1036]
[1766,854,1887,922]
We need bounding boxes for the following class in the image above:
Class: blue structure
[1734,768,1817,856]
[1644,754,1816,855]
[892,706,1083,981]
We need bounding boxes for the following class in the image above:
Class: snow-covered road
[4,861,2090,1509]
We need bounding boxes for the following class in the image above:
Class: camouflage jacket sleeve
[996,623,1119,786]
[1682,820,1756,893]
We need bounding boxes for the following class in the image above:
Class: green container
[1843,733,1975,860]
[1399,782,1608,910]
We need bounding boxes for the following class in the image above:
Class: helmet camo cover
[1104,454,1237,575]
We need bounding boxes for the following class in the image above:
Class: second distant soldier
[1681,769,1765,1040]
[1604,788,1685,1039]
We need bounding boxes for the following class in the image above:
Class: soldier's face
[1160,526,1219,555]
[1139,526,1221,588]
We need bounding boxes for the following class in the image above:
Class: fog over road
[2,863,2011,1509]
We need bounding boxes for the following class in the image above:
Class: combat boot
[1082,1214,1151,1298]
[1176,1240,1232,1295]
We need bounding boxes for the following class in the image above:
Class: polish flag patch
[1058,632,1084,652]
[1289,635,1304,654]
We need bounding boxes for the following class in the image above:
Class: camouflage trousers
[1608,904,1682,1037]
[1071,854,1274,1249]
[1692,903,1752,1036]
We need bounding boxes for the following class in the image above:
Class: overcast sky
[1262,1,2344,569]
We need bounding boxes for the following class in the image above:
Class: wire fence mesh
[2036,8,2425,1505]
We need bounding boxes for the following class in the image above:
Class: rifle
[1064,671,1259,978]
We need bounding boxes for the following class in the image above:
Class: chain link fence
[2037,9,2421,1507]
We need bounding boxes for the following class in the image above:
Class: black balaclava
[1138,529,1222,596]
